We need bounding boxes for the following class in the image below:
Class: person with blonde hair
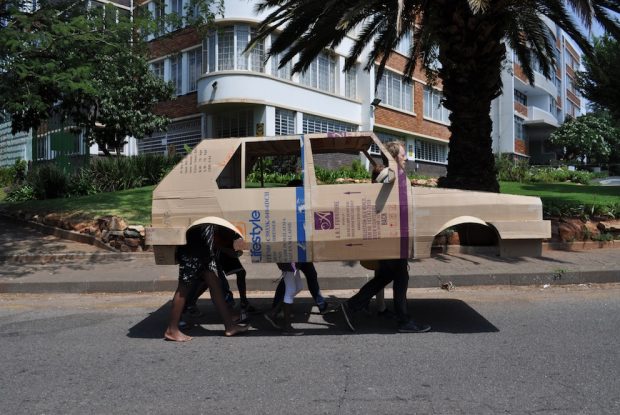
[340,140,431,333]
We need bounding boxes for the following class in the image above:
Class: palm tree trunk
[435,3,506,193]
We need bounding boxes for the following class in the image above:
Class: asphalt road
[1,286,619,414]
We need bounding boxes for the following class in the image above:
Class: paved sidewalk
[0,215,618,293]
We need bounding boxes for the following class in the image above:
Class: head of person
[384,140,406,171]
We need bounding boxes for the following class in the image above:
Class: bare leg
[164,283,193,342]
[204,270,248,337]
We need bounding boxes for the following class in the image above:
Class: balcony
[196,72,362,124]
[524,107,559,128]
[514,69,558,97]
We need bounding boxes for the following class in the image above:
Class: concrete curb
[1,270,618,294]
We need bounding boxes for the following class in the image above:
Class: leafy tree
[62,4,175,155]
[0,0,221,155]
[549,112,619,164]
[251,0,620,192]
[576,35,620,123]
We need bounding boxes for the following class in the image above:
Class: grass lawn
[500,181,620,206]
[1,186,154,225]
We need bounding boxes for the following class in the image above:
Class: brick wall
[514,63,529,83]
[515,138,528,155]
[514,102,528,117]
[154,92,200,118]
[375,54,450,140]
[566,89,580,106]
[148,27,202,59]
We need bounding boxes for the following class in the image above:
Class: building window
[370,131,405,155]
[345,66,357,99]
[171,0,183,16]
[218,26,235,70]
[139,117,202,155]
[187,48,201,92]
[201,25,266,73]
[250,28,265,72]
[170,55,183,95]
[567,75,577,94]
[565,49,579,70]
[152,0,165,36]
[514,115,525,140]
[275,108,295,135]
[549,94,556,114]
[514,89,528,106]
[415,140,447,164]
[377,70,413,112]
[302,114,356,134]
[214,110,254,138]
[270,35,292,80]
[395,30,412,55]
[565,99,580,119]
[423,86,450,123]
[150,60,165,81]
[300,52,336,93]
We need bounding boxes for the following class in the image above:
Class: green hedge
[496,154,596,185]
[5,154,181,202]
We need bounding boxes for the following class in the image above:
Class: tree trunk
[435,4,506,193]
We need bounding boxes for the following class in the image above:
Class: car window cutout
[308,135,388,185]
[244,139,302,188]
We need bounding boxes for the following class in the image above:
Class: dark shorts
[177,248,218,286]
[219,254,244,276]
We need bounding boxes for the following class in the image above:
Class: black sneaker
[264,313,281,329]
[397,320,431,333]
[318,302,330,315]
[241,301,259,314]
[340,302,356,332]
[282,326,304,336]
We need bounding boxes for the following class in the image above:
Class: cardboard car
[146,132,551,264]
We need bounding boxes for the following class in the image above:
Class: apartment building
[492,17,586,164]
[0,1,586,173]
[140,0,452,175]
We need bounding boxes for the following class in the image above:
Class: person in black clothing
[340,141,431,334]
[164,224,248,342]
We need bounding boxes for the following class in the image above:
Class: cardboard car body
[147,132,551,265]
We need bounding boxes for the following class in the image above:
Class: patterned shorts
[177,251,209,285]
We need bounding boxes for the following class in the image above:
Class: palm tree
[250,0,620,192]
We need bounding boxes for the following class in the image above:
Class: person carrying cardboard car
[164,224,249,342]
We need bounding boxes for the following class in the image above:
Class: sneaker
[318,302,330,315]
[340,302,356,332]
[397,320,431,333]
[282,326,304,336]
[264,313,281,329]
[241,301,258,314]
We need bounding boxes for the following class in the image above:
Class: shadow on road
[427,252,571,266]
[127,297,498,339]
